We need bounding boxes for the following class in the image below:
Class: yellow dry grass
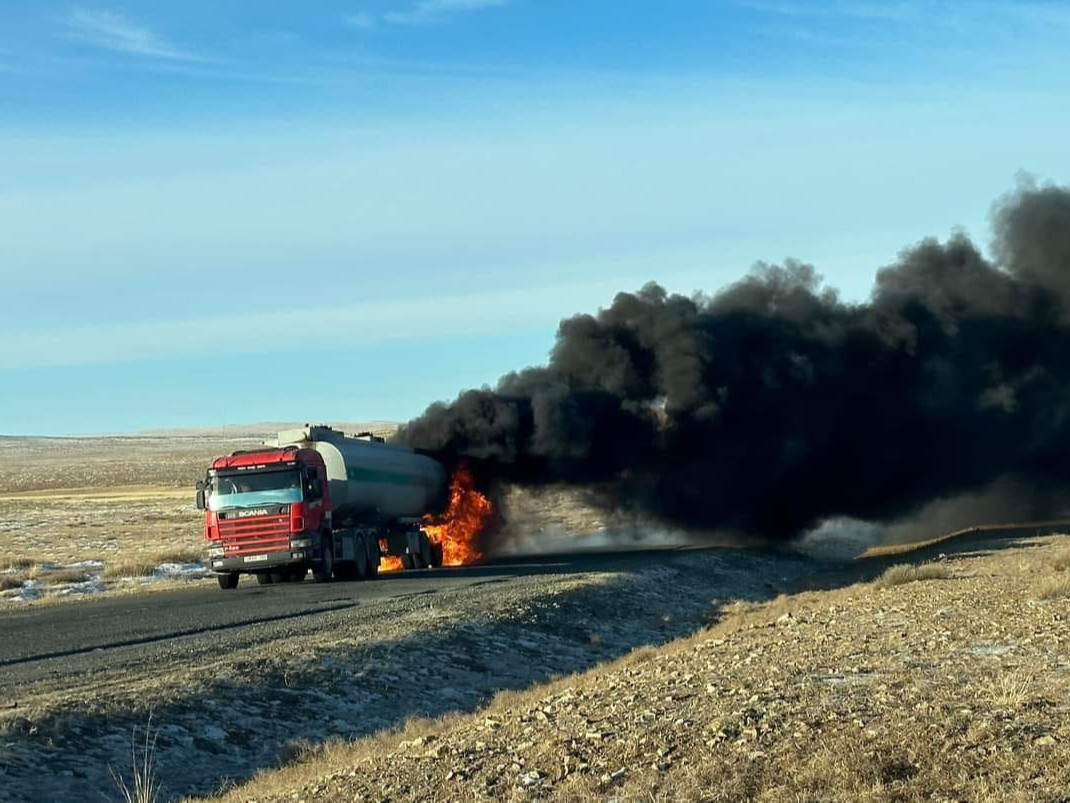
[1035,573,1070,600]
[873,561,951,588]
[102,549,204,579]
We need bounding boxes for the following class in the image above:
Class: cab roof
[209,447,324,472]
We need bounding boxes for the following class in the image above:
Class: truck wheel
[288,567,307,583]
[367,541,380,579]
[256,573,273,585]
[353,548,368,580]
[217,573,239,590]
[401,553,416,570]
[430,542,444,568]
[313,535,334,583]
[419,538,433,569]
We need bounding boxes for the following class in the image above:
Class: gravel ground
[222,532,1070,802]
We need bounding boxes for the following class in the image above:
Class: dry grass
[0,574,25,591]
[103,559,161,579]
[1035,574,1070,600]
[1050,547,1070,572]
[874,561,951,588]
[0,556,40,571]
[111,718,161,803]
[102,548,203,579]
[153,547,203,564]
[984,670,1035,708]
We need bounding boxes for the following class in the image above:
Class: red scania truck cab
[198,447,336,588]
[197,425,446,590]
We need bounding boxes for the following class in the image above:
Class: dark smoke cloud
[397,182,1070,541]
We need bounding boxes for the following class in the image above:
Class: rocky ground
[222,531,1070,802]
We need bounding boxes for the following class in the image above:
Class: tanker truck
[196,425,448,590]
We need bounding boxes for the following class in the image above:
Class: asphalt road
[0,550,691,693]
[4,524,1061,697]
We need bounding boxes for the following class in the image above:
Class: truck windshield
[208,470,302,511]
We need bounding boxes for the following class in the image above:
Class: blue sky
[1,1,1069,434]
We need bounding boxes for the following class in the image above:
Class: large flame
[423,464,492,566]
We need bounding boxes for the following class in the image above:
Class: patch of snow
[152,562,209,579]
[5,579,42,602]
[68,559,105,571]
[55,575,105,597]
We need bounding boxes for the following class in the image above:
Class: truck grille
[217,511,290,555]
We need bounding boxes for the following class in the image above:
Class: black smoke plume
[397,182,1070,541]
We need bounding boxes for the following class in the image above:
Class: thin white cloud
[385,0,509,26]
[64,8,207,62]
[0,277,654,370]
[343,11,377,30]
[737,1,922,23]
[740,0,1070,29]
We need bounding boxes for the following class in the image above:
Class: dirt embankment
[221,531,1070,802]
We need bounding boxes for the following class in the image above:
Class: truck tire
[419,538,433,569]
[217,573,239,590]
[288,567,307,583]
[401,553,416,570]
[367,540,380,579]
[256,573,273,585]
[430,541,444,568]
[313,534,334,583]
[353,547,368,580]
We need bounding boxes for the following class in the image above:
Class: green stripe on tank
[345,466,429,487]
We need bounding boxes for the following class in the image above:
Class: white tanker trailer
[197,425,449,589]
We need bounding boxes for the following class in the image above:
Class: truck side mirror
[195,490,206,511]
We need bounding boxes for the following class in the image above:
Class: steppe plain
[0,428,1068,801]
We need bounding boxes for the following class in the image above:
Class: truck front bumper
[209,549,307,573]
[208,535,325,573]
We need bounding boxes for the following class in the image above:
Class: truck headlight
[208,547,225,558]
[290,538,313,549]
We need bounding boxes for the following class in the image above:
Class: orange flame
[379,555,404,572]
[423,464,492,566]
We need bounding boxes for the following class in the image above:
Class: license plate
[244,554,269,563]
